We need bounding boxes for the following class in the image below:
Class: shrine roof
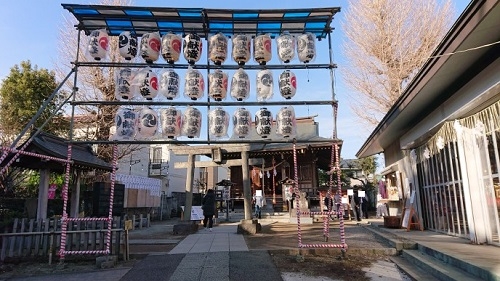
[2,132,112,173]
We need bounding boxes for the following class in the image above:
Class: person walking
[253,192,264,219]
[202,189,216,231]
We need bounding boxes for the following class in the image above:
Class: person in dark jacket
[353,190,362,221]
[202,189,216,231]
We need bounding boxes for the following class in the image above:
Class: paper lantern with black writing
[230,68,250,101]
[276,32,295,63]
[276,106,296,138]
[140,32,161,63]
[159,69,180,100]
[115,68,134,100]
[256,69,273,101]
[233,107,251,138]
[118,31,137,60]
[184,67,204,100]
[232,34,251,66]
[209,107,229,139]
[160,107,182,139]
[278,70,297,99]
[297,33,316,63]
[255,107,273,138]
[208,70,228,101]
[136,107,159,139]
[181,106,202,138]
[183,33,202,65]
[209,32,228,65]
[161,32,182,64]
[133,67,158,100]
[254,34,272,65]
[111,107,136,140]
[87,29,109,61]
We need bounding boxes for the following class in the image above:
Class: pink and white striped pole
[58,144,73,261]
[105,144,119,254]
[335,142,346,248]
[293,142,302,247]
[324,140,337,240]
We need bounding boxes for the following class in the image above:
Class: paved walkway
[168,225,248,254]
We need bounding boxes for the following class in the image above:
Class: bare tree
[341,0,454,127]
[54,0,138,162]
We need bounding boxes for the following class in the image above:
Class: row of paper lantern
[110,106,296,140]
[116,67,297,101]
[89,29,316,65]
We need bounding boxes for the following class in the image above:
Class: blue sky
[0,0,471,164]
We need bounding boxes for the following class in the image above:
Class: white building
[357,0,499,245]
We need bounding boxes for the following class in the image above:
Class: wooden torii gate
[170,144,263,222]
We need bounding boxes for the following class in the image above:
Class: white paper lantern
[209,33,228,65]
[208,70,228,101]
[254,34,272,65]
[233,107,251,138]
[184,67,204,100]
[181,106,202,138]
[136,107,159,139]
[115,68,134,100]
[209,107,229,138]
[161,32,182,64]
[140,32,161,63]
[111,107,136,140]
[160,107,182,139]
[230,68,250,101]
[276,106,296,138]
[87,29,109,61]
[118,31,137,60]
[159,69,180,100]
[278,70,297,99]
[297,33,316,63]
[133,67,158,100]
[256,69,273,101]
[255,108,273,138]
[183,33,202,64]
[276,32,295,63]
[232,34,251,66]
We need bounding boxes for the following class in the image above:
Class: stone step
[400,249,478,281]
[362,224,417,251]
[416,244,499,280]
[389,255,437,280]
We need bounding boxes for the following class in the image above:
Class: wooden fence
[0,217,123,263]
